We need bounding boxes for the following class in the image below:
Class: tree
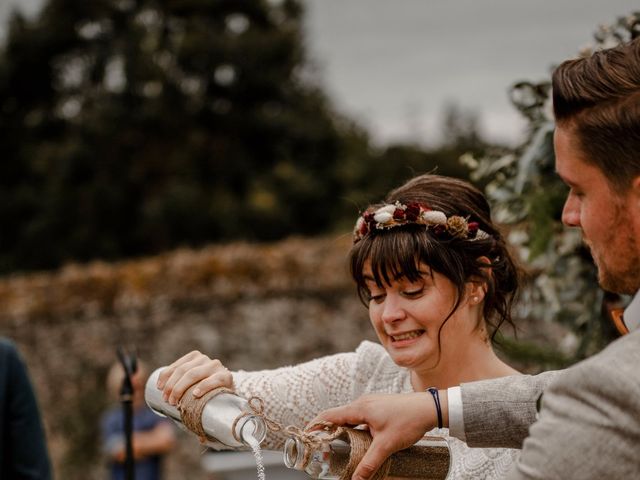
[0,0,489,274]
[0,0,356,271]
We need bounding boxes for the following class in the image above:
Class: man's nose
[561,195,580,227]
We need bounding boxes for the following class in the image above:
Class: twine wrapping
[231,396,282,443]
[285,422,391,480]
[177,385,235,442]
[339,428,392,480]
[177,388,282,444]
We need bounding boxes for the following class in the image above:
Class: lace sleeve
[231,349,362,450]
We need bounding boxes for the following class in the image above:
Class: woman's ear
[466,281,486,305]
[467,256,492,304]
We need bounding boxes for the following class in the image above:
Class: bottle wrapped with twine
[284,425,450,480]
[144,367,269,449]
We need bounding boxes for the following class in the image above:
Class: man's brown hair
[552,36,640,190]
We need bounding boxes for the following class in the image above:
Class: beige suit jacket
[461,329,640,479]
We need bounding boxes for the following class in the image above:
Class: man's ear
[631,176,640,197]
[630,176,640,215]
[623,177,640,243]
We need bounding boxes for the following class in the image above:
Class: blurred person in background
[157,173,526,479]
[101,361,176,480]
[0,337,52,479]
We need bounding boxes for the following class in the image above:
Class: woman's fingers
[190,369,234,398]
[158,352,230,405]
[160,354,212,400]
[156,350,203,388]
[167,363,232,404]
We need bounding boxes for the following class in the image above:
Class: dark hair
[350,174,520,344]
[552,36,640,191]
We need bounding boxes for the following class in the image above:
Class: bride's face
[364,261,479,371]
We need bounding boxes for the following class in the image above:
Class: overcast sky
[302,0,638,146]
[2,0,639,146]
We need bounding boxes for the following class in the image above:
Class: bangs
[351,225,464,302]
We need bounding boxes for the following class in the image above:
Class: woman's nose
[381,294,406,323]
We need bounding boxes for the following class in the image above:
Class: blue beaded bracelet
[427,387,443,429]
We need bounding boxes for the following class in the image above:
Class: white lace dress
[232,340,519,479]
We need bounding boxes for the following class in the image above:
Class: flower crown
[353,201,490,244]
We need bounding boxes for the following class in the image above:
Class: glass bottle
[283,429,450,480]
[144,367,267,449]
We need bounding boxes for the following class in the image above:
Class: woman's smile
[388,329,426,345]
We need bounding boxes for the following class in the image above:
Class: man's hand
[309,391,447,480]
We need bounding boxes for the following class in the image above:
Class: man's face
[555,125,640,294]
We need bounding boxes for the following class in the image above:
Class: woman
[157,174,522,479]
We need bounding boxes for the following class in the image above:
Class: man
[314,36,640,479]
[0,337,53,479]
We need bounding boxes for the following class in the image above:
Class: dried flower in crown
[353,201,491,244]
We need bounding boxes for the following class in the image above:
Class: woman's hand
[309,392,445,480]
[156,351,234,406]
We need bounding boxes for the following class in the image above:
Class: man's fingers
[352,437,393,480]
[308,404,365,430]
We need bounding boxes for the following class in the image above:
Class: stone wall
[0,235,377,479]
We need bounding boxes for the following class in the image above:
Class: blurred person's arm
[109,420,176,462]
[0,338,53,480]
[131,421,176,459]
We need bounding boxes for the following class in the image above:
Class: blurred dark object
[0,337,52,479]
[117,346,138,480]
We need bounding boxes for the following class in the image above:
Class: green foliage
[496,335,572,372]
[467,12,640,363]
[0,0,484,274]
